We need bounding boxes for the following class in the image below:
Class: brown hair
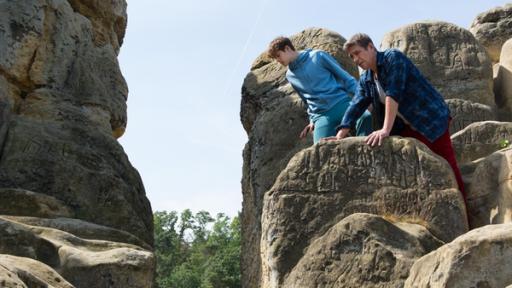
[267,36,295,58]
[343,33,374,51]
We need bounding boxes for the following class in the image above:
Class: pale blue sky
[118,0,509,217]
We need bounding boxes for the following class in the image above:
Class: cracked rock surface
[0,1,154,287]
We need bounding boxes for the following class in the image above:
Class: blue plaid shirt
[339,49,450,142]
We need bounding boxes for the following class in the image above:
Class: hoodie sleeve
[318,51,357,95]
[289,82,314,123]
[337,78,372,130]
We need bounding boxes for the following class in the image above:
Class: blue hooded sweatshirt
[286,49,357,122]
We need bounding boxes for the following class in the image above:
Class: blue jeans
[312,99,372,143]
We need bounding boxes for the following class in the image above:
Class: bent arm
[337,80,371,130]
[319,51,357,94]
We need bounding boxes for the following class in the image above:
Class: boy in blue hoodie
[267,36,372,143]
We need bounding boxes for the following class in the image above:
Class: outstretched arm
[324,79,371,141]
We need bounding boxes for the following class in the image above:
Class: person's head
[267,36,298,66]
[344,33,378,71]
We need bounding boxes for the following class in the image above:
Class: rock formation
[451,121,512,164]
[284,213,443,288]
[0,216,154,288]
[470,3,512,64]
[0,0,154,287]
[241,8,512,285]
[405,223,512,288]
[0,254,75,288]
[381,21,494,110]
[240,27,358,287]
[446,99,496,134]
[260,138,467,287]
[461,147,512,229]
[494,38,512,121]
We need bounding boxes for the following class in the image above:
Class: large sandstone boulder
[0,217,154,288]
[0,188,73,219]
[0,254,74,288]
[0,0,152,245]
[405,223,512,288]
[67,0,128,53]
[0,0,154,286]
[381,21,494,106]
[470,3,512,63]
[283,213,444,288]
[494,38,512,121]
[0,0,128,136]
[0,116,152,245]
[462,148,512,228]
[240,27,358,287]
[260,138,468,287]
[446,99,496,134]
[451,121,512,164]
[1,215,150,250]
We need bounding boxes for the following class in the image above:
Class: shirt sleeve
[337,78,372,130]
[318,51,357,95]
[383,50,408,103]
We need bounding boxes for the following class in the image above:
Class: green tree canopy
[154,210,240,288]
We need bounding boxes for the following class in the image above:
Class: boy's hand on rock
[299,123,314,139]
[322,128,349,141]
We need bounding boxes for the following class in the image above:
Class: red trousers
[400,125,467,204]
